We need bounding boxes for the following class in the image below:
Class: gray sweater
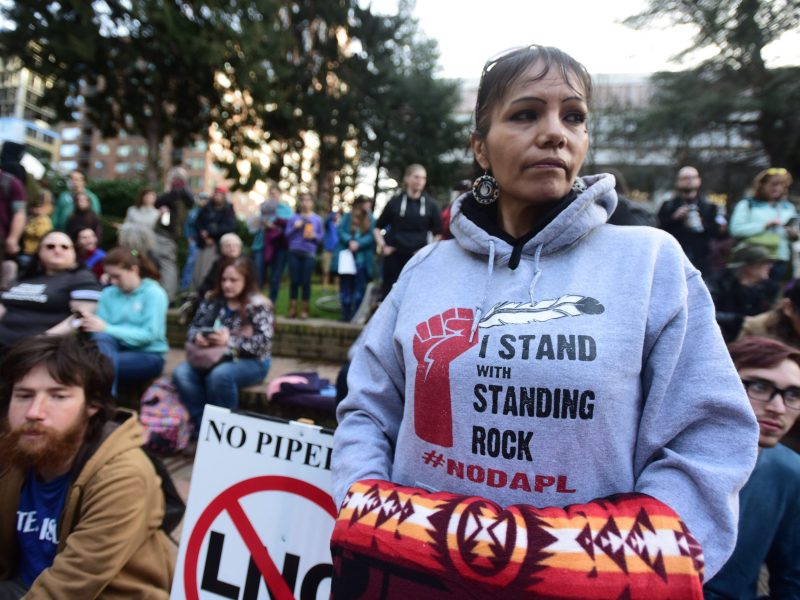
[333,173,759,577]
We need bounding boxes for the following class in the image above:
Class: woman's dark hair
[211,256,260,318]
[351,195,372,234]
[728,336,800,371]
[136,187,155,208]
[473,45,592,140]
[0,335,115,442]
[103,246,160,281]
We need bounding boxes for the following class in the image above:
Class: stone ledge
[166,309,362,363]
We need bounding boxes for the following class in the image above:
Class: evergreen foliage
[623,0,800,177]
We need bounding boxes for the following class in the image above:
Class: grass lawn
[267,277,342,320]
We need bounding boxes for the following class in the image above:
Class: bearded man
[0,335,174,599]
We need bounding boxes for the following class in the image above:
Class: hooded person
[331,45,759,597]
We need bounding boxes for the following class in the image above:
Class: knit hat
[728,244,774,269]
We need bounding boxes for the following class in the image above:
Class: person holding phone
[730,168,797,280]
[79,247,168,395]
[172,257,273,443]
[284,192,322,319]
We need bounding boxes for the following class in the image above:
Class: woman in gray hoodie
[333,45,759,584]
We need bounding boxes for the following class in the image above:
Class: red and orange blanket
[331,479,704,599]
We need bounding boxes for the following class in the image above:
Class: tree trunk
[145,119,161,187]
[372,150,383,200]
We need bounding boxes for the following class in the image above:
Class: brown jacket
[0,411,174,598]
[738,309,800,349]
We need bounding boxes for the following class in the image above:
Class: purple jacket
[285,213,323,255]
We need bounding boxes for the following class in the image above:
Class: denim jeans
[172,357,270,436]
[180,238,198,292]
[287,251,316,301]
[92,333,166,396]
[339,266,368,321]
[265,247,288,302]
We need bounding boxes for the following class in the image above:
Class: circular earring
[472,171,499,205]
[571,178,587,194]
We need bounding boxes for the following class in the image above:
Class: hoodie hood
[450,174,617,265]
[448,174,617,339]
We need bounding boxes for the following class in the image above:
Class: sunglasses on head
[44,243,73,251]
[766,168,788,176]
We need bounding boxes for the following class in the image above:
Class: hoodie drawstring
[528,244,543,302]
[470,240,495,342]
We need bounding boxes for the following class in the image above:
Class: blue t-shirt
[16,470,71,586]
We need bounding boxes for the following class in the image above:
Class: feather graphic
[479,295,604,329]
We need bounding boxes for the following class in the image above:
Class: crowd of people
[0,43,798,599]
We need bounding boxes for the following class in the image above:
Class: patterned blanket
[331,479,704,599]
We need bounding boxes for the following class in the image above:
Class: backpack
[142,447,186,535]
[139,377,190,454]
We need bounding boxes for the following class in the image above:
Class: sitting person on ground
[78,248,168,396]
[74,227,106,281]
[173,256,273,440]
[704,337,800,599]
[711,244,779,342]
[739,278,800,348]
[0,334,174,598]
[0,231,101,357]
[64,191,101,244]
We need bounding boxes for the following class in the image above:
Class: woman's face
[472,61,589,209]
[38,233,77,273]
[74,193,90,211]
[142,191,157,207]
[300,195,314,212]
[763,176,789,201]
[104,264,141,293]
[220,239,242,259]
[221,266,246,300]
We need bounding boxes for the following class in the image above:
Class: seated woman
[173,256,273,438]
[0,230,101,356]
[78,247,169,395]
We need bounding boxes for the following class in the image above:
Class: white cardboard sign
[172,406,336,600]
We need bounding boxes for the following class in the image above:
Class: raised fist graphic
[413,308,478,447]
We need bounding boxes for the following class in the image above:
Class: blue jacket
[331,211,376,279]
[705,443,800,599]
[97,278,169,353]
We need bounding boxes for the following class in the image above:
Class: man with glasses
[705,336,800,599]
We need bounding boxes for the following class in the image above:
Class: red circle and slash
[183,475,337,600]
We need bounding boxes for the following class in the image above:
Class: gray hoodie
[333,173,759,577]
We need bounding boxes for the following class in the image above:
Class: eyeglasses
[742,379,800,410]
[766,168,788,176]
[44,243,73,251]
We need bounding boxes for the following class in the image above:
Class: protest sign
[172,406,336,600]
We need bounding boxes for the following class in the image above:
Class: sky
[367,0,800,78]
